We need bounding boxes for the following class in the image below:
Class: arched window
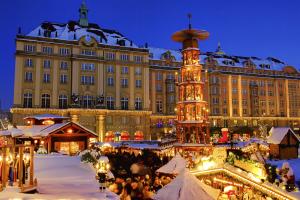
[59,95,68,109]
[41,94,50,108]
[135,97,142,110]
[23,92,32,108]
[121,97,129,110]
[82,95,93,108]
[106,96,115,110]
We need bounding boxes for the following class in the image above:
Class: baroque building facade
[11,2,300,141]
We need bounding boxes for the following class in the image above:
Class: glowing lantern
[134,131,144,141]
[105,131,114,142]
[120,131,130,141]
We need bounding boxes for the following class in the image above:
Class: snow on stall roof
[27,21,138,48]
[154,169,215,200]
[0,122,97,138]
[24,114,69,120]
[156,153,187,174]
[267,127,300,144]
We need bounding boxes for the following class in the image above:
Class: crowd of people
[103,149,173,200]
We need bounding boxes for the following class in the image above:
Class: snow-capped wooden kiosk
[0,114,97,155]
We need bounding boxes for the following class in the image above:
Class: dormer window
[259,64,271,69]
[222,60,235,66]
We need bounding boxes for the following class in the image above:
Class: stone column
[238,75,242,117]
[228,75,233,117]
[72,60,79,94]
[162,73,167,114]
[285,79,290,117]
[52,60,59,107]
[129,66,135,109]
[151,71,156,113]
[96,115,106,142]
[143,67,150,110]
[34,58,41,107]
[13,56,23,106]
[70,114,79,123]
[97,63,104,95]
[115,65,121,109]
[275,80,280,116]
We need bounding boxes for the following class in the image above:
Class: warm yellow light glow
[34,140,38,144]
[102,143,112,148]
[41,140,45,145]
[42,120,55,125]
[67,128,73,133]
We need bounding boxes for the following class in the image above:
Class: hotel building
[11,1,300,141]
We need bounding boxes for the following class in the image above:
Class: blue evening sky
[0,0,300,109]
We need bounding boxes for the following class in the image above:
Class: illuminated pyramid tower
[173,15,210,144]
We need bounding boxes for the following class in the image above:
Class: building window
[121,97,129,110]
[60,74,67,84]
[133,55,143,63]
[243,109,247,115]
[24,72,33,82]
[120,54,129,61]
[212,97,219,105]
[107,65,114,73]
[23,92,32,108]
[156,100,163,113]
[41,94,50,108]
[106,96,114,109]
[242,89,247,95]
[81,63,95,71]
[43,60,51,68]
[242,99,247,106]
[136,80,142,88]
[81,76,94,85]
[232,79,237,84]
[25,58,33,67]
[232,88,237,94]
[135,67,142,75]
[242,80,247,86]
[268,90,273,96]
[59,48,70,55]
[60,61,68,70]
[223,108,227,115]
[167,73,174,80]
[107,77,114,86]
[121,66,129,74]
[121,78,128,88]
[156,72,162,81]
[43,73,50,83]
[42,46,53,54]
[59,95,68,109]
[211,76,219,84]
[232,99,238,105]
[82,95,93,108]
[168,95,175,103]
[24,45,36,52]
[243,120,248,126]
[167,84,174,92]
[233,109,238,115]
[135,97,142,110]
[105,52,115,60]
[81,49,96,56]
[156,84,162,92]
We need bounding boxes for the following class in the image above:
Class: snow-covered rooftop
[149,46,291,72]
[26,21,139,48]
[267,127,300,144]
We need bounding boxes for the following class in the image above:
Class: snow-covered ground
[1,155,119,200]
[268,158,300,181]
